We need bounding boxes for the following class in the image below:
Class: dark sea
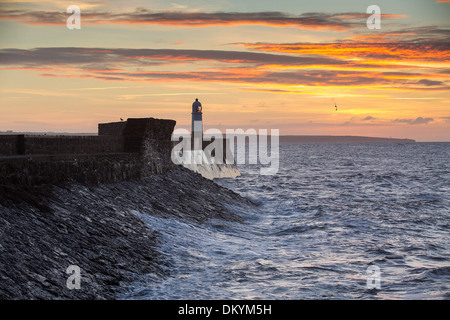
[122,142,450,300]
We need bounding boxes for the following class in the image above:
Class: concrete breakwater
[0,117,248,299]
[0,118,176,186]
[0,117,240,185]
[0,166,250,299]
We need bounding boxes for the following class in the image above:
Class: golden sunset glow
[0,0,449,141]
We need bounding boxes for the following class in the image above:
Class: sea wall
[0,118,177,186]
[0,117,246,300]
[0,117,241,185]
[0,154,143,186]
[0,135,23,156]
[98,121,126,136]
[123,118,177,174]
[0,135,124,156]
[25,136,125,155]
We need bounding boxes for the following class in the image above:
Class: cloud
[409,117,435,125]
[231,26,450,92]
[0,8,404,30]
[0,47,447,91]
[362,116,376,121]
[416,79,444,86]
[0,47,344,67]
[235,25,450,68]
[393,117,434,125]
[237,38,450,63]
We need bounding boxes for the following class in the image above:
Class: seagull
[335,103,338,111]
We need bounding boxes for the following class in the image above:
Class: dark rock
[0,166,253,300]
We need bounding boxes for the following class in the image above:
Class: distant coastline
[0,131,416,143]
[279,135,415,143]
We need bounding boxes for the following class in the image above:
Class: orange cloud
[1,47,448,93]
[238,41,450,63]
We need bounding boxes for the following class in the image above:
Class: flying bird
[332,98,338,111]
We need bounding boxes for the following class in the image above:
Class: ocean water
[122,143,450,300]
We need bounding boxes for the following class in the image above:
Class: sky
[0,0,449,141]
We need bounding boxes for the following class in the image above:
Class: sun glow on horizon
[0,0,449,141]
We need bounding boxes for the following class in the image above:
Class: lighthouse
[179,98,240,179]
[191,98,203,150]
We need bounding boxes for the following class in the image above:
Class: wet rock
[0,166,253,299]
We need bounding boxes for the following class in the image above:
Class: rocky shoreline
[0,166,252,299]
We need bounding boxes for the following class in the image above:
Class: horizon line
[2,130,449,143]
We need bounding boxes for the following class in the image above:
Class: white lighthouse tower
[180,98,240,179]
[191,98,203,150]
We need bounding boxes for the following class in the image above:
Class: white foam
[181,150,240,179]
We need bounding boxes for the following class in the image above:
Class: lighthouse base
[181,150,240,180]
